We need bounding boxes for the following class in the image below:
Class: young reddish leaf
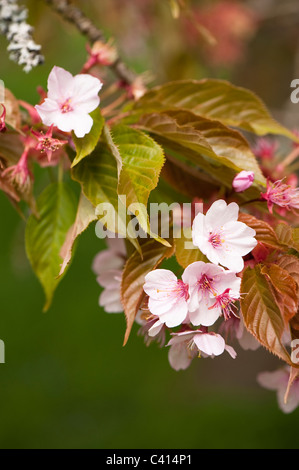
[275,224,299,252]
[238,212,282,250]
[261,264,298,325]
[132,79,297,141]
[276,254,299,288]
[59,193,97,277]
[241,265,294,366]
[161,157,218,199]
[121,239,174,345]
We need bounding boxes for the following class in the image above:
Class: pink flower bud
[232,170,254,192]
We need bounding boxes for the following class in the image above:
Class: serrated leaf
[276,254,299,288]
[132,79,297,141]
[261,264,298,325]
[71,108,105,167]
[59,192,97,277]
[136,110,266,196]
[238,212,282,249]
[71,142,140,251]
[121,239,174,345]
[161,157,219,199]
[25,183,77,311]
[104,124,169,246]
[240,265,294,366]
[275,224,299,252]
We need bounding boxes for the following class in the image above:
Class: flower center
[60,98,73,114]
[197,274,216,295]
[208,230,224,248]
[208,288,238,320]
[176,280,189,300]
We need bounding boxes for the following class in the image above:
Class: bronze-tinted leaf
[241,265,293,366]
[121,238,174,345]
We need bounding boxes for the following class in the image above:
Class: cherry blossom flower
[182,261,241,326]
[82,39,118,72]
[257,367,299,414]
[232,170,254,192]
[31,125,68,162]
[167,329,237,371]
[192,200,257,273]
[92,238,126,313]
[35,66,103,138]
[261,179,299,214]
[135,311,166,347]
[143,269,189,328]
[252,137,278,160]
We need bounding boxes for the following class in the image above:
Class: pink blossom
[232,170,254,192]
[252,137,277,160]
[167,329,236,371]
[261,179,299,214]
[143,269,189,328]
[257,367,299,414]
[135,312,166,347]
[35,66,103,138]
[92,238,126,313]
[31,125,68,162]
[82,40,118,72]
[192,200,257,272]
[182,261,241,326]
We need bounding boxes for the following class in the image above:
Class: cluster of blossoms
[0,57,298,413]
[94,200,259,371]
[0,0,44,72]
[0,65,102,195]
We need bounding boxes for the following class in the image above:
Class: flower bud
[232,170,254,192]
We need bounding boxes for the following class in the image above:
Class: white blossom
[0,0,43,72]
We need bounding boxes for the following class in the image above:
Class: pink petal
[71,73,102,112]
[168,341,194,371]
[193,332,225,356]
[47,66,75,101]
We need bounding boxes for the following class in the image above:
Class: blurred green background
[0,0,299,449]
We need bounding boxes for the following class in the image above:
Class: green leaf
[174,227,208,268]
[136,110,266,195]
[59,192,97,277]
[132,79,298,141]
[25,182,77,311]
[71,142,140,251]
[241,265,294,366]
[104,124,169,245]
[71,108,105,167]
[121,238,174,345]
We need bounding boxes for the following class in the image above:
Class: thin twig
[44,0,137,85]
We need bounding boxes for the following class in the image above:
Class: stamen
[208,230,224,248]
[60,98,73,114]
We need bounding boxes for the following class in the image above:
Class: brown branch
[45,0,137,85]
